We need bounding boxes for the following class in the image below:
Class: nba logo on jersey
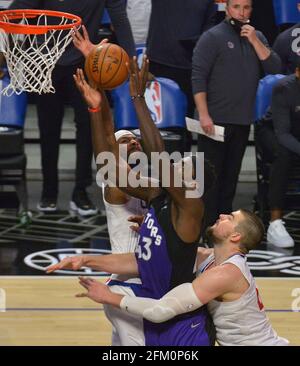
[145,81,163,124]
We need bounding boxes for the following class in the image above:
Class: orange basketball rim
[0,9,82,96]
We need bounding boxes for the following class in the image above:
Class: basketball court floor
[0,106,300,346]
[0,206,299,346]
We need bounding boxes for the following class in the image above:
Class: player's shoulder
[206,263,243,287]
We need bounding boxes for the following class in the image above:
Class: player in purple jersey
[47,57,216,346]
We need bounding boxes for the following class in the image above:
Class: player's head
[115,130,142,156]
[206,209,264,253]
[226,0,252,23]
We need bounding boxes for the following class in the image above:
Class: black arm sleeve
[106,0,136,57]
[9,0,40,9]
[272,84,300,156]
[202,0,216,32]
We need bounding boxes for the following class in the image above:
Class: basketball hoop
[0,9,82,96]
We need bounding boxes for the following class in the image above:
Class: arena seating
[0,71,28,212]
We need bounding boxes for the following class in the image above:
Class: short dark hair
[226,0,252,5]
[235,209,265,254]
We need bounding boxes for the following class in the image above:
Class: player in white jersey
[68,41,147,345]
[76,209,289,346]
[102,130,147,346]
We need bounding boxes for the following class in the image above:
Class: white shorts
[103,284,145,346]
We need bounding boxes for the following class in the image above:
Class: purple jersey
[133,193,215,346]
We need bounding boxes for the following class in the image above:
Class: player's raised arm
[128,56,165,158]
[129,57,206,219]
[73,69,115,160]
[73,68,157,202]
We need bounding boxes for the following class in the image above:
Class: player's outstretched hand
[127,55,149,98]
[46,256,86,273]
[73,68,102,109]
[72,25,108,58]
[76,277,113,304]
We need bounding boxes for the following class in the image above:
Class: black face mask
[228,17,250,34]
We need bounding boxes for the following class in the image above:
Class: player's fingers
[141,57,149,87]
[99,38,109,46]
[129,224,140,233]
[78,276,94,285]
[127,214,144,223]
[45,265,58,273]
[81,25,89,40]
[78,280,90,290]
[75,293,88,298]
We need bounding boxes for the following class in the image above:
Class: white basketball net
[0,13,79,96]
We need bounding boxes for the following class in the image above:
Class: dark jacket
[147,0,216,69]
[272,74,300,155]
[273,23,300,75]
[9,0,135,65]
[192,20,281,125]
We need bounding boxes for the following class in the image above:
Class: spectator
[147,0,216,150]
[192,0,281,231]
[256,62,300,248]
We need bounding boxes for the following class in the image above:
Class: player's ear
[230,231,242,243]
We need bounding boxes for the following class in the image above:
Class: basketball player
[70,44,147,345]
[76,209,289,346]
[47,57,216,346]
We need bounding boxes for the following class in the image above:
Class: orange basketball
[84,43,129,89]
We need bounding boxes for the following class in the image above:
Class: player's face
[226,0,252,22]
[210,210,244,242]
[118,135,142,155]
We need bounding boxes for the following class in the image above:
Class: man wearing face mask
[192,0,281,231]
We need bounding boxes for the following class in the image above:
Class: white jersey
[102,185,147,346]
[102,185,147,282]
[198,254,289,346]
